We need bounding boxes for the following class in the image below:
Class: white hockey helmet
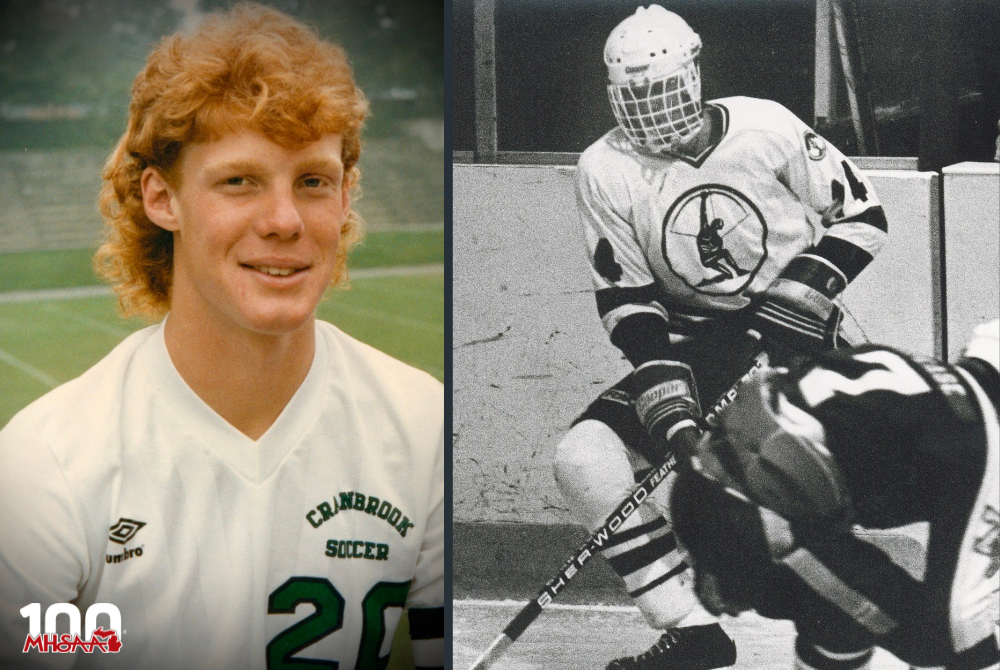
[604,5,703,152]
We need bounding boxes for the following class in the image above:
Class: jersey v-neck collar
[661,103,728,168]
[139,319,329,484]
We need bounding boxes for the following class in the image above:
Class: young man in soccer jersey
[554,5,888,669]
[0,4,444,669]
[670,319,1000,670]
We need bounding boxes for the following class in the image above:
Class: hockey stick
[468,347,769,670]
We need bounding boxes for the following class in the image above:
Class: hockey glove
[751,255,846,355]
[633,360,702,463]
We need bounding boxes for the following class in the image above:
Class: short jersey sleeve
[0,412,90,669]
[404,410,444,669]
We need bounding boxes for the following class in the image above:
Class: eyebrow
[203,158,261,176]
[204,157,344,178]
[296,158,345,177]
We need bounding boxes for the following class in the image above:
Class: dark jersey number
[829,162,870,219]
[841,161,869,202]
[357,582,411,669]
[267,577,410,670]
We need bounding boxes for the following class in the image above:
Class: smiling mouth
[246,265,306,277]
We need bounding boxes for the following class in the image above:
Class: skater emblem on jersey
[661,185,767,295]
[804,131,827,160]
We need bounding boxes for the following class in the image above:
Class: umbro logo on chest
[106,517,147,565]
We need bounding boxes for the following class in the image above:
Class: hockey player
[0,5,443,669]
[670,319,1000,669]
[554,5,888,669]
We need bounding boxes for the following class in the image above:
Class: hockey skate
[605,623,737,670]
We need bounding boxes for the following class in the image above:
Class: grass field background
[0,228,444,427]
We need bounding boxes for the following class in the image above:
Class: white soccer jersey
[0,319,444,670]
[576,96,887,340]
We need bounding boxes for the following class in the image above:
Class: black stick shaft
[505,453,676,640]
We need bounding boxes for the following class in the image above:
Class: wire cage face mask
[604,6,704,152]
[607,60,702,152]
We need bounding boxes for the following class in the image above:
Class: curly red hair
[95,2,369,319]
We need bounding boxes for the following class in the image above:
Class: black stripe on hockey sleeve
[780,255,848,297]
[833,205,888,233]
[595,283,662,318]
[407,607,443,640]
[812,236,875,284]
[610,312,673,368]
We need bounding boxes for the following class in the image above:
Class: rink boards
[453,160,999,528]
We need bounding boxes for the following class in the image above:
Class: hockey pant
[554,328,763,630]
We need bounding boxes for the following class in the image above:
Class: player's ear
[141,167,180,232]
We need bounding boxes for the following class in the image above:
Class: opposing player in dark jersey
[671,319,1000,670]
[554,4,889,669]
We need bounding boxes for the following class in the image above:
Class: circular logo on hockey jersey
[804,132,827,160]
[661,184,767,295]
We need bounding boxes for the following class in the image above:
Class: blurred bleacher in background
[0,0,444,254]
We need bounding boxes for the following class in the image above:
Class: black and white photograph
[452,1,999,668]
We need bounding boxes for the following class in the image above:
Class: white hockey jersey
[576,96,887,348]
[0,320,444,670]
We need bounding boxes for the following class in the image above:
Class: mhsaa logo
[20,603,122,654]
